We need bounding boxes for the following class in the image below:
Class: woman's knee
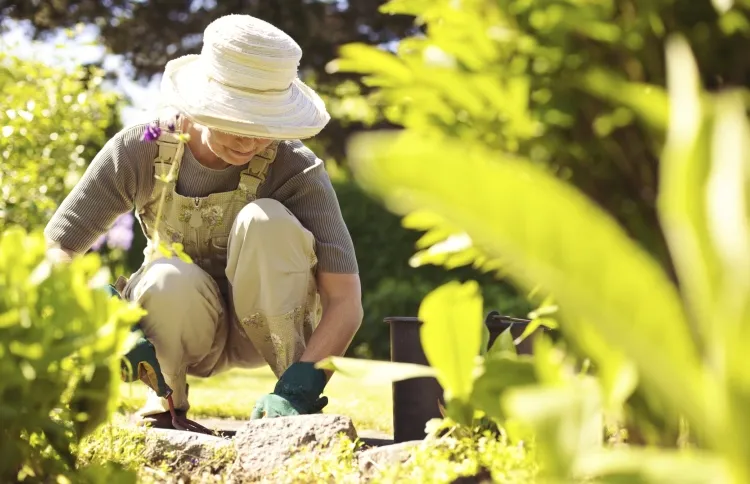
[130,258,224,337]
[234,199,301,237]
[230,198,314,254]
[135,259,213,304]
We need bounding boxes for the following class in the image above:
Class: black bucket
[386,311,543,443]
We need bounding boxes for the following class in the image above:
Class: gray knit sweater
[44,122,359,274]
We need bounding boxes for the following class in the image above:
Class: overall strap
[239,141,280,198]
[152,117,187,181]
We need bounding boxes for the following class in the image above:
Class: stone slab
[228,414,358,481]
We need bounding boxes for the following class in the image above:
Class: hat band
[208,74,291,95]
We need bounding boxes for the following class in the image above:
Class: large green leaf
[709,90,750,473]
[657,36,721,359]
[658,37,750,465]
[470,353,537,421]
[418,281,483,402]
[346,129,710,435]
[502,377,604,481]
[574,447,729,484]
[316,356,436,384]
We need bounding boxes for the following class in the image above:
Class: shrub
[0,52,121,232]
[0,227,143,482]
[0,51,131,276]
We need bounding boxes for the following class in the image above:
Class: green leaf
[707,92,750,469]
[418,280,483,401]
[171,242,193,264]
[582,69,669,133]
[503,377,604,481]
[347,129,709,435]
[487,329,516,356]
[657,36,720,354]
[470,353,537,420]
[512,318,544,346]
[40,421,76,468]
[658,38,750,464]
[328,43,413,85]
[68,364,113,439]
[574,447,730,484]
[316,356,436,384]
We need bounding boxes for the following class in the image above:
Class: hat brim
[160,55,330,140]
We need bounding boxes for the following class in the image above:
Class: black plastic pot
[386,311,543,443]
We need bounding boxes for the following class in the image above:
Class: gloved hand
[102,284,172,398]
[251,362,329,419]
[120,329,172,398]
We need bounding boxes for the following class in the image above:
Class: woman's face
[203,128,273,165]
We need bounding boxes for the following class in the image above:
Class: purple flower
[167,114,180,132]
[142,123,162,142]
[107,213,134,251]
[90,234,106,251]
[113,212,134,229]
[106,225,134,251]
[90,213,135,252]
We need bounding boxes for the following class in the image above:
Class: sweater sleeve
[263,141,359,274]
[44,124,156,254]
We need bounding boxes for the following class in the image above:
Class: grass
[117,366,394,434]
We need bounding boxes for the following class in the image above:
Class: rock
[229,414,358,481]
[143,428,234,469]
[358,440,422,478]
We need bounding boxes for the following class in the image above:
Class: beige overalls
[119,119,320,416]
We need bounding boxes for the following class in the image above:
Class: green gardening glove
[102,284,172,398]
[251,362,328,419]
[120,330,172,398]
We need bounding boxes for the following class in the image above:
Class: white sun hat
[159,14,330,140]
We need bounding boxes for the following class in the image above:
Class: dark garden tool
[107,284,214,434]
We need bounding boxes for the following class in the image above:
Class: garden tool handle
[167,395,214,435]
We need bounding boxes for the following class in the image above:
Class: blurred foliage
[333,175,533,359]
[340,47,750,476]
[330,0,750,276]
[0,227,144,482]
[322,0,750,481]
[0,52,122,232]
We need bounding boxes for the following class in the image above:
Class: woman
[44,14,363,428]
